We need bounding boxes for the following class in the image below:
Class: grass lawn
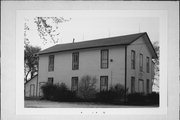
[25,100,158,108]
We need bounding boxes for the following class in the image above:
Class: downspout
[124,45,127,102]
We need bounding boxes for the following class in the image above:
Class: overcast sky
[25,11,159,50]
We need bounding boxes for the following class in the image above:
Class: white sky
[25,12,159,50]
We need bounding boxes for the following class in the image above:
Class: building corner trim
[125,45,127,102]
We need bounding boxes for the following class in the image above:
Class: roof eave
[38,44,129,56]
[25,74,38,85]
[144,33,158,59]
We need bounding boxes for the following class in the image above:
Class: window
[146,79,150,94]
[139,54,143,72]
[131,77,135,93]
[138,79,144,93]
[131,50,135,69]
[146,57,150,73]
[100,76,108,91]
[39,82,46,97]
[48,55,54,71]
[71,77,78,92]
[48,77,53,84]
[72,52,79,70]
[101,49,109,69]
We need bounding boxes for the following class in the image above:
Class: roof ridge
[55,32,146,45]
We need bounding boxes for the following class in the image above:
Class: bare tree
[24,17,71,82]
[24,44,41,82]
[152,41,159,91]
[34,17,71,45]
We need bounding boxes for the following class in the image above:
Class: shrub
[41,83,57,100]
[95,91,115,103]
[41,83,76,101]
[146,92,159,105]
[127,92,159,105]
[127,93,146,104]
[78,75,97,101]
[95,84,127,103]
[109,84,127,99]
[53,83,76,101]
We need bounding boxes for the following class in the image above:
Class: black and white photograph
[24,11,160,108]
[1,1,179,120]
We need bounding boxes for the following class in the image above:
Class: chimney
[73,38,75,43]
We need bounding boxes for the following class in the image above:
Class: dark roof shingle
[39,32,146,55]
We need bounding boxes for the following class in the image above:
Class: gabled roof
[25,74,38,85]
[38,32,157,59]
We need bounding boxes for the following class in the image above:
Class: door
[30,84,35,97]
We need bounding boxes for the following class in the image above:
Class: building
[37,32,157,97]
[24,75,38,98]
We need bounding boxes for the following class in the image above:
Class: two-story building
[36,32,157,97]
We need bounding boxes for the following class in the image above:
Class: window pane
[102,51,108,59]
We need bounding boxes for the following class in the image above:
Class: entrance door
[30,84,35,97]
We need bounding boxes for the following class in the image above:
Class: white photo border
[1,1,179,120]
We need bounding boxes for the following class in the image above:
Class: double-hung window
[47,77,53,84]
[146,57,150,73]
[146,79,150,94]
[72,52,79,70]
[100,76,108,91]
[138,79,144,93]
[71,77,78,92]
[101,49,109,69]
[139,53,143,72]
[131,77,135,93]
[131,50,135,69]
[48,55,54,72]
